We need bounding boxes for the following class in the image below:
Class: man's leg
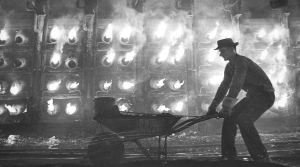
[236,92,275,162]
[221,98,250,159]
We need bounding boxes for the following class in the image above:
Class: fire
[173,80,184,89]
[209,75,223,86]
[150,78,165,89]
[207,22,219,40]
[275,93,288,108]
[68,26,79,43]
[0,29,9,41]
[10,80,24,95]
[103,81,112,90]
[171,26,183,46]
[47,79,61,92]
[154,21,167,39]
[257,29,266,38]
[275,45,285,62]
[120,24,132,42]
[174,44,185,62]
[118,102,130,112]
[124,50,136,62]
[67,81,79,90]
[277,66,287,84]
[105,48,116,64]
[174,101,184,112]
[51,52,61,66]
[157,45,170,63]
[156,104,170,113]
[220,29,233,38]
[122,81,135,90]
[259,48,268,60]
[156,78,165,88]
[269,28,280,41]
[104,24,113,40]
[50,26,63,41]
[66,103,77,115]
[47,99,57,115]
[207,48,217,62]
[5,104,23,115]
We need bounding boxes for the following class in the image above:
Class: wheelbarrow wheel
[87,132,125,167]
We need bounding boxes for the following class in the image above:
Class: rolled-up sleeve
[227,58,249,98]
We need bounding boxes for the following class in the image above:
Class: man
[206,38,275,162]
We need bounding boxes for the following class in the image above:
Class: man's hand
[218,106,231,118]
[206,107,218,116]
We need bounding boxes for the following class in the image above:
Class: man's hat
[214,38,239,50]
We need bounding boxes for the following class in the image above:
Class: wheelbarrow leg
[134,140,153,160]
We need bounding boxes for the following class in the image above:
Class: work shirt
[213,54,275,104]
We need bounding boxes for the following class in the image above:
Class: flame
[175,44,185,62]
[50,26,63,41]
[124,50,136,62]
[103,81,112,90]
[119,103,130,112]
[157,104,170,113]
[68,26,79,41]
[259,48,268,60]
[269,28,280,41]
[174,101,184,112]
[47,99,56,115]
[47,79,61,91]
[66,103,77,115]
[173,80,184,89]
[220,29,233,39]
[68,81,79,90]
[257,29,266,38]
[0,30,9,41]
[104,24,113,40]
[5,104,23,115]
[51,52,61,66]
[209,75,223,85]
[207,48,217,62]
[10,80,24,95]
[277,66,287,84]
[156,78,165,88]
[157,45,170,63]
[122,81,135,90]
[120,24,132,41]
[275,93,288,108]
[207,22,219,40]
[276,45,285,62]
[106,48,116,63]
[170,26,183,46]
[154,21,167,39]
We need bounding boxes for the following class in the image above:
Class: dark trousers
[221,91,275,159]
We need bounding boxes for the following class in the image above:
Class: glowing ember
[124,50,136,62]
[207,22,219,40]
[174,101,184,112]
[156,78,166,88]
[47,99,56,115]
[209,75,223,85]
[47,80,61,92]
[51,52,61,66]
[173,80,184,89]
[68,26,79,43]
[122,81,135,90]
[120,24,132,41]
[119,103,130,112]
[103,81,112,90]
[105,48,116,64]
[157,105,170,113]
[66,103,77,115]
[259,48,268,60]
[50,26,62,41]
[10,80,24,95]
[0,30,9,41]
[257,29,266,38]
[104,24,113,40]
[5,104,23,115]
[157,45,170,63]
[154,21,167,39]
[175,44,185,62]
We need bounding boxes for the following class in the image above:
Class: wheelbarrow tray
[96,113,182,140]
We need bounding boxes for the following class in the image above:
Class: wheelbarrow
[84,97,219,166]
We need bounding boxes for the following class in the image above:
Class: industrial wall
[0,0,299,127]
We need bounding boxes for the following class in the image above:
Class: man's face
[218,47,234,61]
